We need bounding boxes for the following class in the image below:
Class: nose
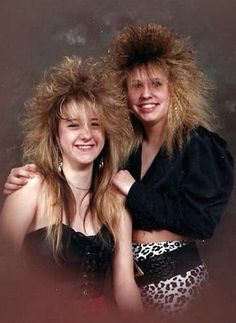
[79,126,92,140]
[140,84,152,99]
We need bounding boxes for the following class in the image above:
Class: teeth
[77,145,93,150]
[140,103,156,109]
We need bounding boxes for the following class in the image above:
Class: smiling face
[58,98,105,170]
[127,64,170,131]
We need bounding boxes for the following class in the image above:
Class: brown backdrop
[0,1,235,322]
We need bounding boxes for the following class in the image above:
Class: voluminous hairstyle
[22,56,134,260]
[103,23,217,154]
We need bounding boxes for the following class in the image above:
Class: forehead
[127,64,167,81]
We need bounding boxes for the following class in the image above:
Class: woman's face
[127,65,170,130]
[58,100,105,170]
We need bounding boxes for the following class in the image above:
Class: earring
[99,158,104,170]
[58,161,63,173]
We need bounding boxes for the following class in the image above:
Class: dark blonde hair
[104,23,217,154]
[22,56,134,259]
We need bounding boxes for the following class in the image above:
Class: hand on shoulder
[3,163,38,195]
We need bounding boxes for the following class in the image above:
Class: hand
[3,164,38,195]
[112,170,135,196]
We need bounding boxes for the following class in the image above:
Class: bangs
[145,62,168,78]
[59,96,98,121]
[127,62,169,83]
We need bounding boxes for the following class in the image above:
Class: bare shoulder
[4,174,44,204]
[25,173,44,187]
[18,174,43,192]
[0,175,45,247]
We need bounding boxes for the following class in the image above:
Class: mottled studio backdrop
[0,0,235,322]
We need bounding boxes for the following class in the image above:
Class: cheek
[128,97,138,114]
[94,130,105,149]
[58,137,68,155]
[99,134,106,150]
[127,90,137,106]
[58,124,66,148]
[164,86,170,99]
[158,88,170,104]
[58,131,72,153]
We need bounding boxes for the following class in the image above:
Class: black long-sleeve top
[125,127,234,240]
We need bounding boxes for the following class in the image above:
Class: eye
[67,122,79,128]
[152,79,162,87]
[91,121,100,128]
[129,81,143,89]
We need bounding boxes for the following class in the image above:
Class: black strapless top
[23,224,114,300]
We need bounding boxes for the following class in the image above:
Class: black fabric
[23,224,113,299]
[135,241,202,287]
[125,127,234,239]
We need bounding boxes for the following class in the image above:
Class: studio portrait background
[0,1,235,322]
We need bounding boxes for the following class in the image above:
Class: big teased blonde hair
[104,23,217,154]
[22,56,134,260]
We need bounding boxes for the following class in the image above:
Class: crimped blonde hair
[104,23,217,154]
[22,56,134,260]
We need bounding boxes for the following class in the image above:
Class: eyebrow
[62,118,78,122]
[63,117,99,122]
[129,77,163,82]
[151,77,162,81]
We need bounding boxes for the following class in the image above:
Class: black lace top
[125,127,234,239]
[23,224,114,300]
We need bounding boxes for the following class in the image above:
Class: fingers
[112,170,130,184]
[2,164,37,196]
[3,183,25,195]
[112,170,134,196]
[4,171,29,192]
[10,164,37,179]
[111,173,120,186]
[24,164,38,173]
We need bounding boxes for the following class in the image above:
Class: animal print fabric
[132,240,208,315]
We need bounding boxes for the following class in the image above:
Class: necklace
[67,180,91,191]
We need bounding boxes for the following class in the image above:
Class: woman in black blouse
[104,24,234,315]
[3,24,234,316]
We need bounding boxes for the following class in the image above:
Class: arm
[112,203,143,313]
[113,129,234,239]
[3,164,38,195]
[0,175,43,252]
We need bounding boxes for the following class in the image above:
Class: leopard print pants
[132,240,208,315]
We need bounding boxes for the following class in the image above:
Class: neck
[143,122,165,148]
[62,163,93,192]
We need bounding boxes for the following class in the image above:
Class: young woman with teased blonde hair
[0,56,142,317]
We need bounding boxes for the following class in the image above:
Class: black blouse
[125,127,234,239]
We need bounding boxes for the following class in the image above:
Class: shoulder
[0,175,45,246]
[0,174,44,222]
[25,174,44,190]
[6,174,44,203]
[184,126,233,173]
[186,127,232,158]
[188,126,228,145]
